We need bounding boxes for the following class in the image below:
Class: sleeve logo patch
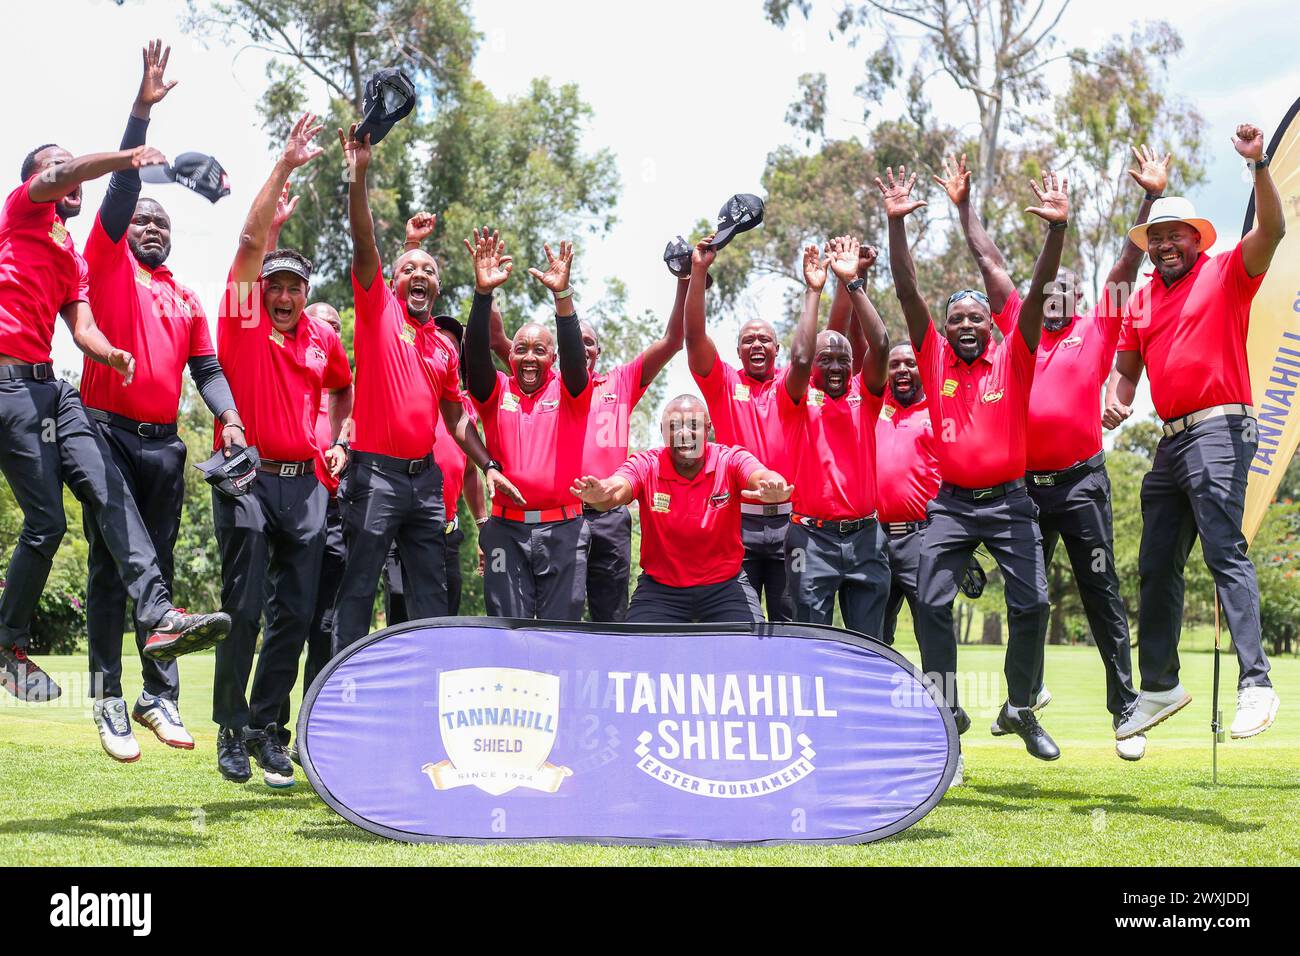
[732,384,751,402]
[651,492,671,513]
[981,389,1004,404]
[941,379,958,397]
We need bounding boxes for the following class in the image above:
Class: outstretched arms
[463,228,514,404]
[785,243,828,401]
[829,237,889,396]
[340,124,380,288]
[875,166,933,352]
[1235,123,1286,277]
[934,153,1016,312]
[684,237,720,377]
[527,241,587,398]
[1019,170,1072,352]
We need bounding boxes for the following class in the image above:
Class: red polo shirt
[1117,244,1264,421]
[693,354,792,476]
[351,264,460,460]
[583,354,649,476]
[875,390,941,522]
[217,269,352,462]
[916,321,1036,489]
[615,443,762,588]
[994,288,1122,471]
[777,378,883,519]
[472,368,592,511]
[434,392,477,522]
[80,213,215,424]
[0,179,90,363]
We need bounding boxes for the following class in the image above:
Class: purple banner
[299,619,956,845]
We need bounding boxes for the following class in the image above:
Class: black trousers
[784,520,890,639]
[915,486,1049,715]
[583,505,631,622]
[334,456,447,651]
[0,378,170,650]
[1137,415,1270,691]
[625,571,762,624]
[883,528,925,646]
[84,421,185,700]
[383,524,465,625]
[1029,465,1136,717]
[278,495,345,742]
[480,515,589,620]
[741,512,792,622]
[212,472,326,731]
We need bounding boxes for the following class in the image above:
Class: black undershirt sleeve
[187,354,237,418]
[100,114,150,244]
[556,310,588,398]
[465,291,497,404]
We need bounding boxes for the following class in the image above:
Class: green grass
[2,633,1297,866]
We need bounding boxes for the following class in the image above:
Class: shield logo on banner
[421,667,571,796]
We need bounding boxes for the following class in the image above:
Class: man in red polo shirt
[1107,124,1285,743]
[1,76,229,704]
[464,229,592,620]
[934,149,1170,761]
[778,237,890,637]
[686,238,793,621]
[572,395,792,622]
[211,113,354,789]
[879,165,1069,760]
[334,130,516,651]
[78,42,248,762]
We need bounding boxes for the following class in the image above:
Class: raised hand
[486,466,525,506]
[803,243,830,291]
[857,242,879,276]
[570,475,607,505]
[742,476,794,503]
[1231,123,1266,163]
[692,235,717,273]
[828,236,862,284]
[874,165,928,220]
[272,181,299,231]
[1127,144,1171,196]
[136,39,178,108]
[283,112,326,170]
[932,153,971,206]
[527,241,573,294]
[406,212,437,246]
[128,146,167,169]
[337,123,371,177]
[1026,169,1070,224]
[109,349,136,386]
[462,227,513,292]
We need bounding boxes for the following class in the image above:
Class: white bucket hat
[1128,196,1217,252]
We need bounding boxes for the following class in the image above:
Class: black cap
[195,444,260,498]
[708,193,764,250]
[139,152,231,204]
[260,252,312,282]
[663,236,713,288]
[959,554,987,599]
[355,68,417,145]
[433,313,464,346]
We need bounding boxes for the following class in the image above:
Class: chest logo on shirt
[981,389,1004,404]
[880,404,896,420]
[941,379,958,397]
[807,388,824,407]
[400,324,417,346]
[846,393,861,408]
[501,392,520,413]
[733,383,751,402]
[538,399,559,412]
[600,391,619,404]
[709,491,731,510]
[1061,335,1083,349]
[269,328,285,348]
[652,492,671,513]
[134,265,153,288]
[48,221,69,246]
[307,345,327,367]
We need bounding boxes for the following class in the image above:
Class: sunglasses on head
[946,288,989,307]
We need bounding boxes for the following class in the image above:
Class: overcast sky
[4,0,1298,428]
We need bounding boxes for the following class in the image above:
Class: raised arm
[264,181,298,253]
[684,236,720,377]
[785,244,828,401]
[231,112,324,286]
[29,146,167,206]
[1234,123,1286,277]
[875,166,933,351]
[742,469,794,502]
[934,154,1016,312]
[638,276,688,388]
[1019,170,1071,352]
[1106,145,1169,296]
[830,237,889,396]
[463,228,513,404]
[340,125,380,288]
[825,237,871,373]
[570,474,635,512]
[527,240,587,397]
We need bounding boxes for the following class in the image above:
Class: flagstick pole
[1211,594,1223,786]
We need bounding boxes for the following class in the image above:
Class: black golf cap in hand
[959,554,987,599]
[663,236,712,288]
[708,193,764,250]
[139,152,231,204]
[355,68,417,145]
[196,445,260,498]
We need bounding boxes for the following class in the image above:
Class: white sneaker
[1115,686,1192,739]
[132,693,195,749]
[1115,733,1146,761]
[93,697,141,763]
[1230,686,1279,739]
[990,686,1052,736]
[947,754,965,791]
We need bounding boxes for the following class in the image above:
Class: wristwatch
[1144,192,1163,202]
[1048,220,1068,232]
[554,287,574,300]
[482,458,503,473]
[1251,153,1271,170]
[845,277,866,293]
[329,438,349,451]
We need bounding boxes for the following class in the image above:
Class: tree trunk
[981,611,1003,645]
[1049,606,1067,646]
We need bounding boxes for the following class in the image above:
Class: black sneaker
[143,609,232,661]
[1,644,62,702]
[216,726,252,783]
[246,724,295,789]
[288,742,301,767]
[995,702,1061,761]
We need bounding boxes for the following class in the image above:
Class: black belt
[884,519,929,538]
[258,458,315,478]
[791,513,877,534]
[941,477,1026,502]
[1028,451,1105,488]
[0,363,53,381]
[87,407,178,439]
[352,450,434,475]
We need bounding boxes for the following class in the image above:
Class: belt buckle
[279,463,298,478]
[407,459,422,475]
[33,365,49,381]
[764,504,778,517]
[524,509,541,524]
[1031,474,1053,487]
[839,519,855,534]
[973,486,993,501]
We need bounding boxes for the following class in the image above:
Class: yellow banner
[1244,96,1300,544]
